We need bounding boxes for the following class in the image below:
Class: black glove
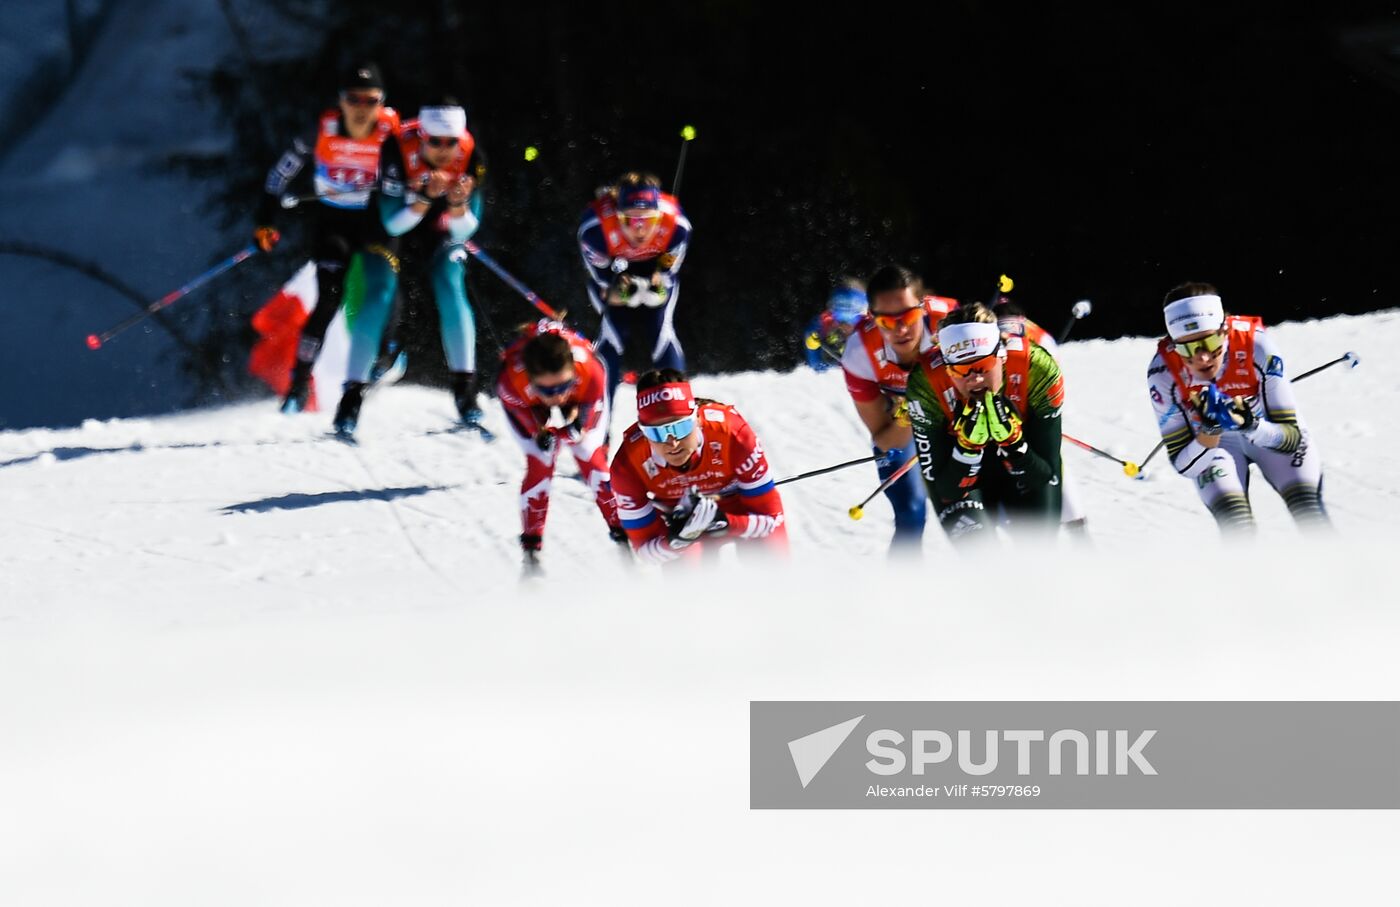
[533,429,555,453]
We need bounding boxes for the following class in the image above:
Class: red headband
[636,381,695,424]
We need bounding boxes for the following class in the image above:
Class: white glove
[668,494,722,548]
[621,275,651,308]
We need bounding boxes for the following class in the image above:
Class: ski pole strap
[462,241,561,319]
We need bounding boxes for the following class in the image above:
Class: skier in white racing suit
[1145,281,1329,533]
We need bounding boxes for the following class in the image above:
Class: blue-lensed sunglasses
[531,377,578,398]
[640,414,697,443]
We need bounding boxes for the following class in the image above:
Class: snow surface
[1,312,1398,904]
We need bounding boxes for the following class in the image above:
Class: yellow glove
[891,398,911,428]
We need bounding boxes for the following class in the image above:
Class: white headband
[1164,294,1225,340]
[938,322,1002,364]
[419,106,466,138]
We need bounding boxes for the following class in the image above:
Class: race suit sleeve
[998,344,1063,496]
[716,416,785,540]
[496,371,545,441]
[572,358,607,434]
[577,208,614,306]
[1242,330,1304,452]
[376,138,427,237]
[256,124,319,225]
[1146,352,1217,479]
[907,367,968,504]
[610,453,692,566]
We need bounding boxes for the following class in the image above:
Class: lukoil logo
[787,717,1156,786]
[637,386,689,408]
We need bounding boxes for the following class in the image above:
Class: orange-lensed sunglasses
[873,307,923,331]
[945,352,1002,378]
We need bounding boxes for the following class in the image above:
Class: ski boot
[280,360,313,414]
[520,533,544,579]
[333,382,366,439]
[450,371,483,426]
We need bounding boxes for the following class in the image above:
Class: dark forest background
[197,0,1400,390]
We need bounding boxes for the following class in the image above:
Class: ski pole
[1063,432,1140,477]
[1292,350,1360,381]
[279,188,372,209]
[1057,299,1093,345]
[849,454,918,520]
[85,245,259,350]
[461,240,562,320]
[774,454,881,489]
[1137,350,1360,472]
[672,125,697,197]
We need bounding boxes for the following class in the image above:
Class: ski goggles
[531,376,578,398]
[872,307,924,331]
[640,413,697,443]
[945,351,1002,378]
[340,91,385,107]
[424,135,459,148]
[1173,331,1227,358]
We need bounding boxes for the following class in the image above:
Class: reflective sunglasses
[622,211,662,231]
[944,351,1002,378]
[424,135,458,148]
[340,91,385,107]
[531,377,578,398]
[1173,331,1227,358]
[873,307,923,331]
[640,414,697,443]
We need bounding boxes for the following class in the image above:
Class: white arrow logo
[788,715,864,788]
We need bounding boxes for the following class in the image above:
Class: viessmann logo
[788,715,1157,788]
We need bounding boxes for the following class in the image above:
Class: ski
[452,419,497,443]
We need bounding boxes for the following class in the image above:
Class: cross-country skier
[496,320,625,572]
[991,287,1087,534]
[253,62,400,413]
[331,98,486,437]
[1146,282,1329,532]
[906,301,1065,544]
[840,265,959,553]
[802,281,866,372]
[991,297,1059,357]
[577,172,692,416]
[609,370,787,566]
